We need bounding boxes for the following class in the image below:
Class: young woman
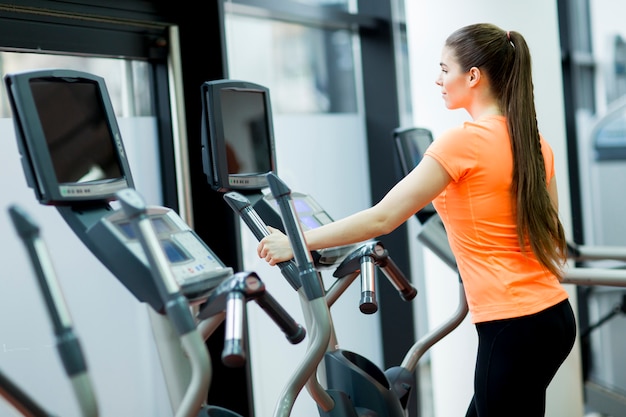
[257,23,577,417]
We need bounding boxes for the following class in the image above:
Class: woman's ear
[468,67,481,86]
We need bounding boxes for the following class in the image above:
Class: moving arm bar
[9,205,98,417]
[255,291,306,345]
[223,191,301,291]
[401,283,468,372]
[325,271,360,308]
[274,298,334,417]
[568,243,626,262]
[266,173,334,416]
[562,267,626,287]
[373,249,418,301]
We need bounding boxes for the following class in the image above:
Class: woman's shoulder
[438,115,503,138]
[433,119,489,148]
[435,123,471,144]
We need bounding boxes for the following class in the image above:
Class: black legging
[465,299,577,417]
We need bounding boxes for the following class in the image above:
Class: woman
[257,23,576,417]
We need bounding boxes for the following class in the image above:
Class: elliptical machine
[224,186,420,416]
[242,172,467,417]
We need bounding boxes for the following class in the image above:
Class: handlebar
[224,191,301,291]
[333,241,417,314]
[265,173,335,416]
[9,204,99,417]
[197,271,306,367]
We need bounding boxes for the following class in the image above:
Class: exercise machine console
[4,69,232,313]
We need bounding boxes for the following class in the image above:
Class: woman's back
[425,114,568,323]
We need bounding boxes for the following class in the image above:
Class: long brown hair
[445,23,567,278]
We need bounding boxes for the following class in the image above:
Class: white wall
[404,1,585,416]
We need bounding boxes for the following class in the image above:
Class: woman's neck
[468,102,502,120]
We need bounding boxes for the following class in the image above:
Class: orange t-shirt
[424,115,568,323]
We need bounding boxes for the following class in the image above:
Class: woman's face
[435,46,471,110]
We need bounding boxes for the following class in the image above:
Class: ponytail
[504,30,567,278]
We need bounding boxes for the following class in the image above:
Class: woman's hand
[257,226,294,266]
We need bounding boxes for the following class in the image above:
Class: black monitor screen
[221,89,272,175]
[30,79,123,184]
[201,79,277,193]
[5,69,134,205]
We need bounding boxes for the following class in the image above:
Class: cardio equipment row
[5,70,626,417]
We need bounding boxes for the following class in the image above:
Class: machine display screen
[30,79,123,184]
[161,240,189,263]
[5,69,134,204]
[299,215,320,230]
[221,89,272,175]
[201,79,277,192]
[117,217,172,239]
[116,221,189,263]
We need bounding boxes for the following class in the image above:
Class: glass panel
[0,52,153,118]
[225,14,357,114]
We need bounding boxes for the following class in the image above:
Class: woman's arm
[257,155,452,265]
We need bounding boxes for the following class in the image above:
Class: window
[225,14,358,113]
[0,52,153,118]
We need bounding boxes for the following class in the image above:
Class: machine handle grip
[266,173,324,301]
[255,291,306,344]
[222,291,246,368]
[224,191,301,291]
[223,192,267,241]
[276,261,301,292]
[375,252,417,302]
[359,256,378,314]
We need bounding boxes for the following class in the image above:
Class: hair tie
[506,31,511,41]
